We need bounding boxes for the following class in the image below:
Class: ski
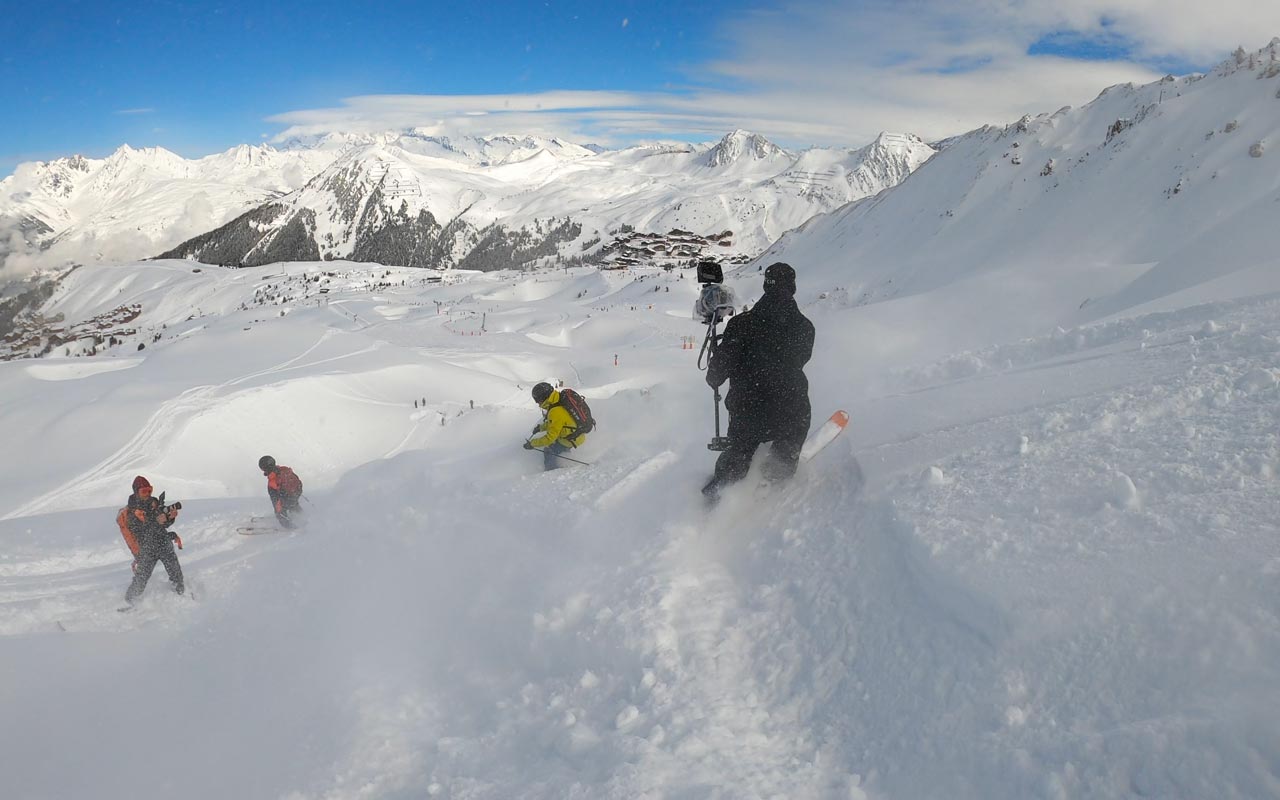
[800,409,849,462]
[237,526,281,535]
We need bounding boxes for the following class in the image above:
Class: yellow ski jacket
[529,390,587,448]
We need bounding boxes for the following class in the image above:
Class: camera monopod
[693,261,738,452]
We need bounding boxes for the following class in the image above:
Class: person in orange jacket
[259,455,304,528]
[122,475,184,605]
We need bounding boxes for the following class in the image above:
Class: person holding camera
[122,475,184,605]
[702,262,815,502]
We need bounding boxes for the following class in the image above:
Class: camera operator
[702,262,815,502]
[122,475,185,605]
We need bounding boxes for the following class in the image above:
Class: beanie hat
[132,475,152,492]
[763,262,797,297]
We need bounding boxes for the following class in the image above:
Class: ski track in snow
[4,329,376,520]
[1,251,1279,798]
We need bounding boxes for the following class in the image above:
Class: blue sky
[1,0,738,171]
[2,0,1273,177]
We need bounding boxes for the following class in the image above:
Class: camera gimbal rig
[693,260,738,452]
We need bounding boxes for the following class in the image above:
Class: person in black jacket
[702,262,815,501]
[123,475,184,605]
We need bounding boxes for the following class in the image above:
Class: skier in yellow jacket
[523,382,592,470]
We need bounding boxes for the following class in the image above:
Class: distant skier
[702,262,815,501]
[524,382,593,471]
[122,476,184,605]
[259,455,304,528]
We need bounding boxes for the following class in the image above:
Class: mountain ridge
[751,38,1280,360]
[151,130,935,271]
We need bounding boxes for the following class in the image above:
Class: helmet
[531,382,554,404]
[258,455,276,472]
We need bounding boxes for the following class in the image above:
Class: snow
[3,44,1280,799]
[0,143,337,263]
[2,130,935,272]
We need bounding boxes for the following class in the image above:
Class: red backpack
[557,389,596,438]
[276,466,303,496]
[116,507,140,556]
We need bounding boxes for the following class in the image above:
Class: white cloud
[115,108,155,115]
[978,0,1280,63]
[265,1,1273,148]
[0,218,159,281]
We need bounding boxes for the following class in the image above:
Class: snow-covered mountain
[755,39,1280,360]
[2,130,934,273]
[0,144,340,262]
[148,130,935,270]
[704,128,789,167]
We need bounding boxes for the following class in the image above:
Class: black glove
[523,441,534,450]
[706,372,720,388]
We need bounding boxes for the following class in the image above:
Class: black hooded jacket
[125,493,178,550]
[706,289,815,421]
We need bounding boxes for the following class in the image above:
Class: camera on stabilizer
[693,260,736,452]
[693,260,737,325]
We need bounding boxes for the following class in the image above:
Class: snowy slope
[3,43,1280,800]
[1,247,1278,799]
[758,40,1280,362]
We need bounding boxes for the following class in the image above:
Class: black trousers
[275,494,302,528]
[125,540,184,603]
[705,400,811,494]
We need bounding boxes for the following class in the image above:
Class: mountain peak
[706,130,787,167]
[868,131,928,152]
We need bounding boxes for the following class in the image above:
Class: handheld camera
[157,492,182,516]
[693,261,736,452]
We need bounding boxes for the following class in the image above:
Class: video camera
[157,492,182,515]
[693,261,735,452]
[693,260,738,326]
